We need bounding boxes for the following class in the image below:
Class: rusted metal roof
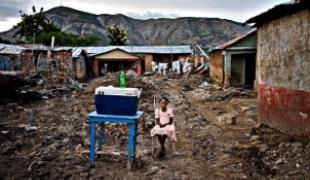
[21,44,72,51]
[246,0,309,26]
[22,44,49,51]
[0,44,192,57]
[211,29,256,51]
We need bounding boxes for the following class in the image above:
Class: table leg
[98,123,105,150]
[90,121,96,166]
[127,122,137,170]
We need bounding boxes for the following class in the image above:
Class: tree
[36,32,99,46]
[14,6,100,46]
[14,6,60,43]
[0,37,11,44]
[107,25,127,45]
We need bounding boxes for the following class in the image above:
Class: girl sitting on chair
[150,97,177,158]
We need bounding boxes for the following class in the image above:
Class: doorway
[231,53,256,88]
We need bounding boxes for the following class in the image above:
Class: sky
[0,0,288,32]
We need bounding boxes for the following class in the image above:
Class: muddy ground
[1,76,310,179]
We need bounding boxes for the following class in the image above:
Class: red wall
[258,84,310,136]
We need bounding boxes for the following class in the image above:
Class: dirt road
[136,78,257,179]
[1,77,310,179]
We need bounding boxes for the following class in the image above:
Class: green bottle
[119,71,126,88]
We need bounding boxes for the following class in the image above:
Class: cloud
[86,0,288,13]
[60,0,288,22]
[0,0,289,31]
[0,0,31,21]
[126,11,178,19]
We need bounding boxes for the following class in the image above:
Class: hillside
[0,6,251,48]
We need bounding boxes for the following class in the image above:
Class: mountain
[0,6,251,49]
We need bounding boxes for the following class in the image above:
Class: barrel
[0,56,12,71]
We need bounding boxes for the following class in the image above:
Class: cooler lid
[95,86,141,97]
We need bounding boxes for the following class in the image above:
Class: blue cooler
[95,87,141,115]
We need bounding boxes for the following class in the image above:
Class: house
[72,45,193,78]
[0,44,24,93]
[91,48,143,76]
[138,46,193,71]
[72,49,95,80]
[0,45,194,81]
[246,0,310,136]
[208,30,256,87]
[21,45,73,84]
[0,44,24,72]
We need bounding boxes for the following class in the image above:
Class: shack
[246,0,310,136]
[209,30,256,87]
[72,49,95,80]
[91,48,142,76]
[21,45,73,84]
[73,45,193,78]
[0,43,23,72]
[0,44,24,94]
[139,46,193,71]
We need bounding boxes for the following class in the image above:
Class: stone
[240,106,251,112]
[62,138,70,143]
[146,166,159,176]
[225,116,237,125]
[291,142,303,153]
[275,158,283,165]
[250,135,260,142]
[142,149,151,155]
[258,143,268,153]
[217,114,237,125]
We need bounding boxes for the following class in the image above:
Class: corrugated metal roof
[72,45,192,57]
[52,47,73,51]
[0,44,192,57]
[0,44,24,55]
[211,29,256,51]
[22,44,49,51]
[22,44,72,51]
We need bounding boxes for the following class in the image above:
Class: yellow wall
[95,49,140,60]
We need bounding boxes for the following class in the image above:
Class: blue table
[87,111,143,169]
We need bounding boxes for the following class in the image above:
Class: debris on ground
[0,75,309,179]
[189,86,257,102]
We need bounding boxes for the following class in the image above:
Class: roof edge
[245,1,310,26]
[211,29,256,52]
[91,48,142,59]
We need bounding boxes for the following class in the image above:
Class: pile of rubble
[0,72,85,105]
[232,124,310,179]
[188,82,257,102]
